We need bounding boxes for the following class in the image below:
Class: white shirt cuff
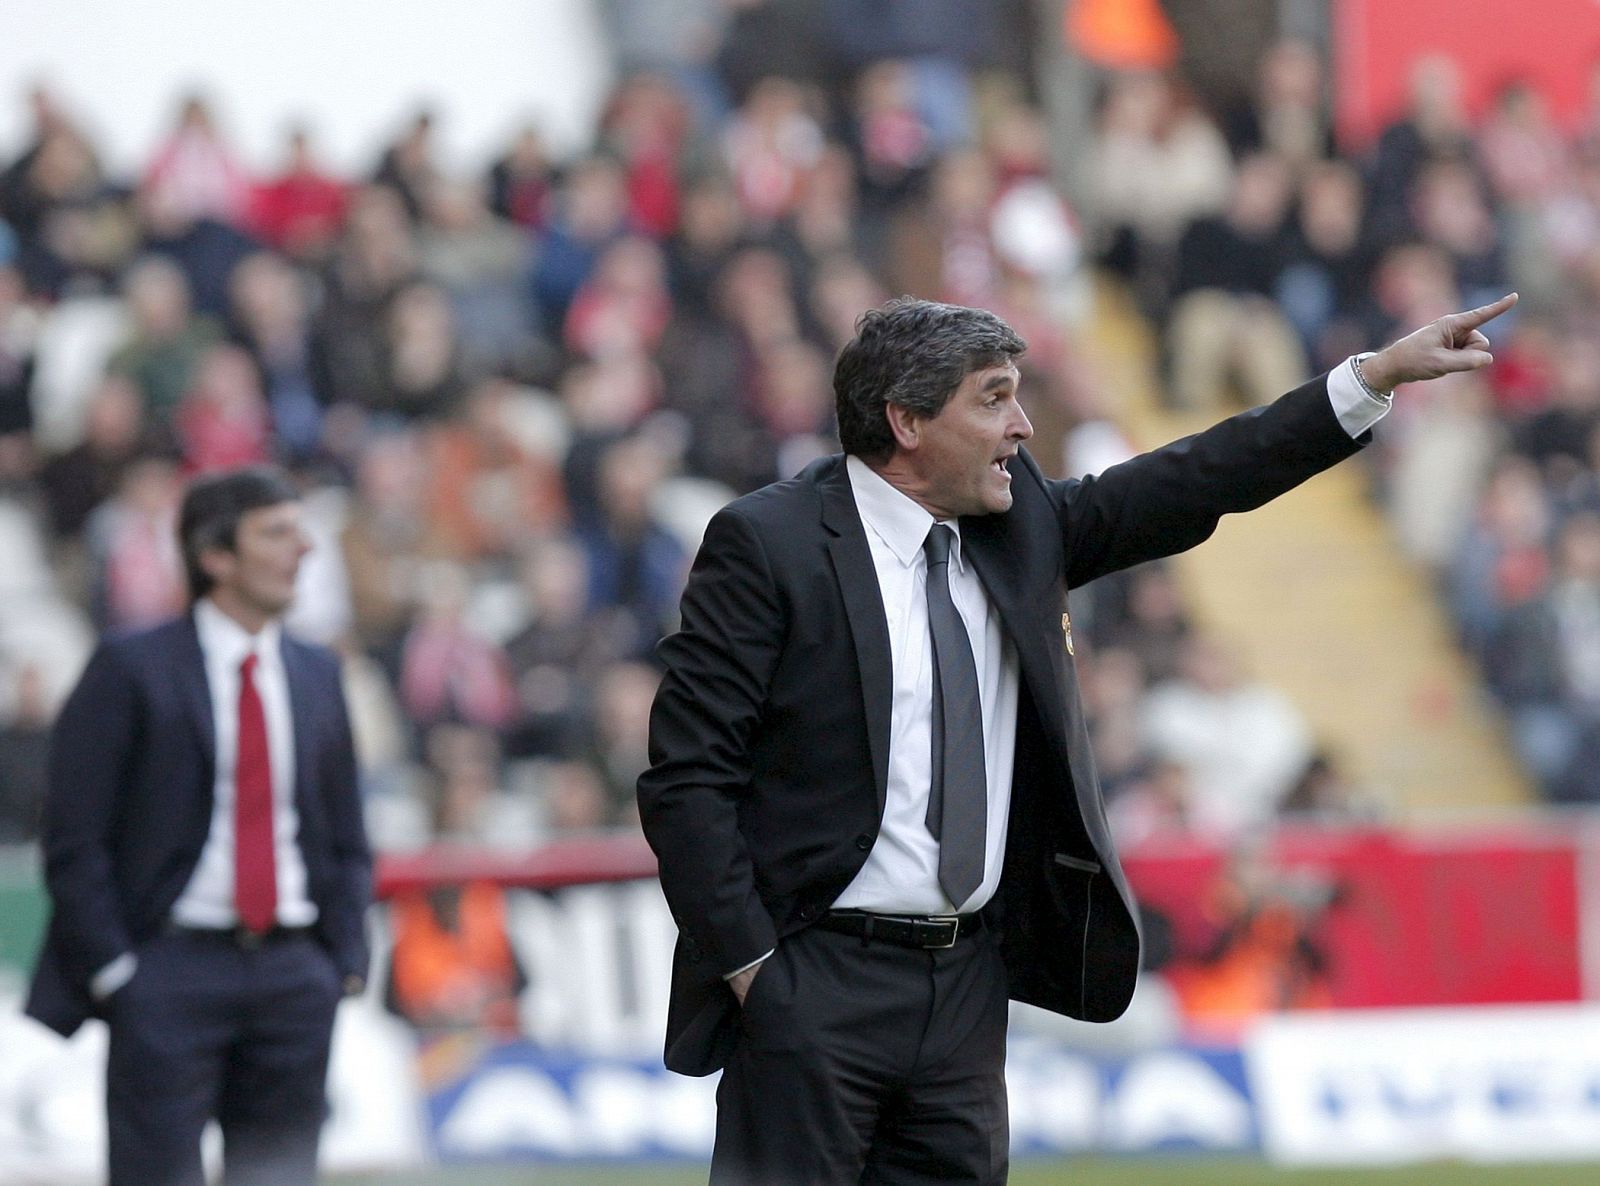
[90,952,137,1001]
[1327,354,1393,438]
[723,950,773,980]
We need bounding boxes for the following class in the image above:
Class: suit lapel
[962,509,1073,761]
[960,514,1044,692]
[818,459,893,814]
[176,614,217,789]
[965,501,1123,864]
[279,636,316,817]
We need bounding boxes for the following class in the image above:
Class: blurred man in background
[25,466,371,1186]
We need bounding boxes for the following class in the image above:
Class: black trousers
[712,921,1010,1186]
[104,928,342,1186]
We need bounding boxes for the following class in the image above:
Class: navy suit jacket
[25,613,372,1037]
[638,375,1365,1076]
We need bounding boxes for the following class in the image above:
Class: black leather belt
[168,923,316,951]
[816,910,983,949]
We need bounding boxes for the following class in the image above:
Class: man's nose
[1011,405,1034,441]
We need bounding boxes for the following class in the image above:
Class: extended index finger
[1453,292,1519,332]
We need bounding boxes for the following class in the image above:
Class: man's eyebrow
[980,372,1018,392]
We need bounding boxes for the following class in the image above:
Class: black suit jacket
[25,613,372,1037]
[638,375,1363,1076]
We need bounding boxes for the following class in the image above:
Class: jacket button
[855,833,874,851]
[798,905,816,921]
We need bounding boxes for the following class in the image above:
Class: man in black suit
[638,293,1514,1185]
[26,466,371,1186]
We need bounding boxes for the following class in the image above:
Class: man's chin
[256,590,297,617]
[984,488,1014,514]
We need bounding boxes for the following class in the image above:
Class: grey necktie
[922,523,987,908]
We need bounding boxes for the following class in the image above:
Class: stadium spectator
[340,429,432,653]
[540,758,613,832]
[373,109,443,224]
[388,880,525,1034]
[588,659,661,814]
[1366,54,1477,248]
[486,124,557,231]
[106,255,221,430]
[503,535,627,759]
[1141,634,1315,837]
[422,376,568,562]
[664,170,747,318]
[1166,152,1306,410]
[1220,38,1335,170]
[1277,160,1369,369]
[37,373,146,540]
[1090,70,1233,314]
[172,343,272,474]
[1410,158,1506,309]
[598,73,694,240]
[531,155,633,335]
[1094,562,1193,686]
[416,176,534,374]
[83,455,187,632]
[722,77,827,228]
[311,185,420,412]
[1487,512,1600,803]
[226,250,323,460]
[397,560,516,732]
[423,723,534,846]
[382,280,468,419]
[140,94,252,231]
[0,94,132,299]
[563,234,673,361]
[572,433,686,657]
[249,124,350,263]
[1386,371,1500,569]
[1448,455,1553,658]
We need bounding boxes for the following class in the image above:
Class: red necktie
[235,653,278,933]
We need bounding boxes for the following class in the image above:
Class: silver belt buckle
[919,916,960,949]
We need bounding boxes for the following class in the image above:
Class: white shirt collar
[194,597,282,671]
[845,454,965,572]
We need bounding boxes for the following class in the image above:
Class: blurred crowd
[1,7,1597,921]
[1082,43,1600,808]
[0,3,1091,863]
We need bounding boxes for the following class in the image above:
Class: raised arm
[1052,293,1519,589]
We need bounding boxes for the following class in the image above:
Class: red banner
[1122,824,1582,1035]
[371,823,1585,1037]
[1335,0,1600,147]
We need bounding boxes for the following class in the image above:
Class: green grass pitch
[334,1156,1600,1185]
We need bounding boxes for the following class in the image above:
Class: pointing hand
[1359,292,1518,392]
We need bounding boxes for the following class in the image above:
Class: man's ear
[885,402,921,453]
[198,545,233,588]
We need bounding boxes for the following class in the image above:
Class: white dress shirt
[173,597,318,929]
[835,455,1020,915]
